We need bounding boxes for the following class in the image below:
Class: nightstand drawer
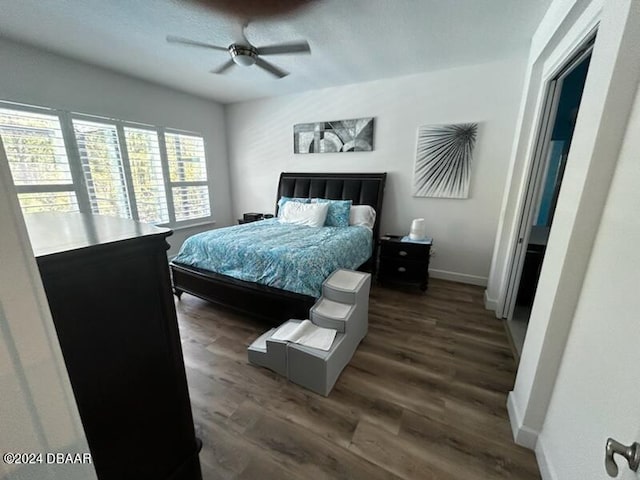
[379,240,429,260]
[379,259,428,283]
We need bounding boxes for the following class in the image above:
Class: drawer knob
[397,267,406,273]
[398,250,408,256]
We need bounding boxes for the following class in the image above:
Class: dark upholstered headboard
[275,172,387,269]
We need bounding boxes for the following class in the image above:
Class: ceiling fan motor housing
[229,44,258,66]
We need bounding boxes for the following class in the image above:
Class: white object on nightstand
[409,218,427,240]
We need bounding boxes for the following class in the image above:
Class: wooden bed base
[171,263,316,324]
[170,172,387,324]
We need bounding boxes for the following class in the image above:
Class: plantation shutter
[73,119,131,219]
[0,108,79,213]
[123,127,169,224]
[165,132,211,221]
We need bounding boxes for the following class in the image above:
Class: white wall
[225,57,527,285]
[0,138,97,480]
[0,38,233,255]
[536,69,640,480]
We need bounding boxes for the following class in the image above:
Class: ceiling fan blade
[256,41,311,56]
[240,21,251,46]
[166,35,228,52]
[255,57,289,78]
[210,59,236,74]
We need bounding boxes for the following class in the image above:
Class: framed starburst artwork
[413,123,478,198]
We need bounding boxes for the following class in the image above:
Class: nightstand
[378,235,432,291]
[237,213,273,224]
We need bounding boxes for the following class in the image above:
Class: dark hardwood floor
[175,279,540,480]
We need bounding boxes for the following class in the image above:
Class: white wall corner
[535,435,557,480]
[507,391,539,449]
[484,289,498,313]
[428,269,487,287]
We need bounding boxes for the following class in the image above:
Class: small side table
[237,213,273,224]
[378,235,432,291]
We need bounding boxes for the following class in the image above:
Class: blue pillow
[277,197,310,216]
[313,199,352,227]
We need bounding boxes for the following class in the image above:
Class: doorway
[504,40,594,357]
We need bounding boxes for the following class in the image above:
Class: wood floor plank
[349,420,458,480]
[235,457,301,480]
[232,388,360,448]
[176,279,540,479]
[193,402,302,480]
[328,383,405,435]
[398,410,540,480]
[243,410,402,480]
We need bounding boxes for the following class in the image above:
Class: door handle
[605,437,640,477]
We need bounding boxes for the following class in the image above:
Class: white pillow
[349,205,376,229]
[279,201,329,227]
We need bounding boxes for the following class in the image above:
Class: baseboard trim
[535,435,556,480]
[507,391,538,449]
[429,269,488,286]
[484,289,498,311]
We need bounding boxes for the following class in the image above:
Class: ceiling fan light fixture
[166,32,307,78]
[230,45,257,66]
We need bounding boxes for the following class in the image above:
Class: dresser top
[25,213,172,258]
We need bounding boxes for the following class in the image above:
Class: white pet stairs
[248,269,371,396]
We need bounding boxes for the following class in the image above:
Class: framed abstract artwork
[294,118,374,154]
[413,123,478,199]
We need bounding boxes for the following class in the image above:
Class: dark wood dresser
[25,213,202,480]
[378,235,432,291]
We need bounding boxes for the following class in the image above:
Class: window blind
[172,185,211,221]
[74,119,131,219]
[165,132,211,221]
[124,127,169,224]
[165,132,208,182]
[18,191,80,214]
[0,108,79,213]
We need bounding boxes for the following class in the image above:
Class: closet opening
[504,36,594,357]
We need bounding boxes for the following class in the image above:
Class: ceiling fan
[166,25,311,78]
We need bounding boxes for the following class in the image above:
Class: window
[74,119,131,219]
[0,108,79,213]
[0,103,212,226]
[165,133,211,221]
[124,127,169,224]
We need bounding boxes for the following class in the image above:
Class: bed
[170,172,387,323]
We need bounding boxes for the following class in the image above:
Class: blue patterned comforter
[172,219,372,298]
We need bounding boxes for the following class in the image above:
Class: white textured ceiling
[0,0,551,104]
